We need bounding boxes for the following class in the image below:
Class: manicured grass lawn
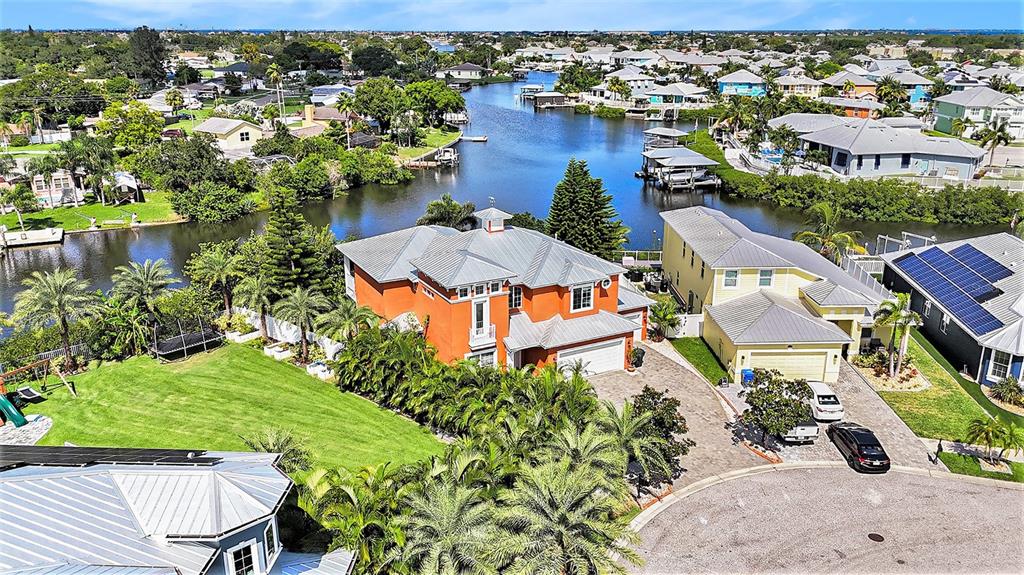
[0,192,180,231]
[670,337,728,384]
[163,108,214,134]
[876,334,992,441]
[25,344,444,470]
[939,452,1024,483]
[397,127,462,160]
[3,142,58,154]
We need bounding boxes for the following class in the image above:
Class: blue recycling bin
[741,369,755,385]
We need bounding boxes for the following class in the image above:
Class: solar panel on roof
[893,253,1004,336]
[919,247,1000,302]
[949,244,1013,282]
[0,445,221,470]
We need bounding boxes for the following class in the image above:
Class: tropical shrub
[171,180,255,223]
[573,103,592,114]
[9,135,29,147]
[990,376,1024,407]
[593,103,626,119]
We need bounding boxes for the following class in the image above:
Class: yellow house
[661,207,892,383]
[193,117,265,151]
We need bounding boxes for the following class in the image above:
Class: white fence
[896,176,1024,192]
[232,307,344,359]
[669,314,703,338]
[0,343,90,373]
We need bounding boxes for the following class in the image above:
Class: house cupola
[473,205,513,233]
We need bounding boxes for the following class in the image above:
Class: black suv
[827,422,890,473]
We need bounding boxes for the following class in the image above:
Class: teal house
[717,70,766,97]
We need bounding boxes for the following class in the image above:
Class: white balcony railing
[469,324,497,348]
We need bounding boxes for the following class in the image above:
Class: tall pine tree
[263,186,325,292]
[546,158,628,260]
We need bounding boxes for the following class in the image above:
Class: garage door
[750,351,827,381]
[557,338,626,375]
[622,312,643,340]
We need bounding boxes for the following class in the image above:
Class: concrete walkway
[919,437,1024,464]
[588,343,763,490]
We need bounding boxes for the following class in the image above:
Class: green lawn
[3,142,58,154]
[163,108,215,133]
[939,452,1024,483]
[25,344,444,470]
[670,337,728,384]
[397,127,462,160]
[0,192,180,231]
[876,334,993,440]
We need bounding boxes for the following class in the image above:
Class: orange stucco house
[337,207,653,374]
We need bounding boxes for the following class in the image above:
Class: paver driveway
[634,466,1024,574]
[588,344,762,488]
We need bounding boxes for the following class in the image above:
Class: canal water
[0,72,1003,315]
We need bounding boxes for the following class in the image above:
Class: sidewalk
[919,437,1024,464]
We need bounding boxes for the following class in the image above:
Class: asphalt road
[633,467,1024,574]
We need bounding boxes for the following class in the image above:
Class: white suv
[808,381,844,422]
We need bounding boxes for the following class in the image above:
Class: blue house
[717,69,766,97]
[0,446,355,575]
[887,71,934,108]
[881,233,1024,388]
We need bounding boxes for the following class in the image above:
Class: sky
[1,0,1022,32]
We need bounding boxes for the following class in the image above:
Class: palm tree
[233,274,274,339]
[794,202,867,265]
[188,242,239,315]
[240,427,310,473]
[266,63,285,122]
[0,183,35,230]
[599,400,669,498]
[965,417,1005,463]
[416,193,477,230]
[395,478,493,574]
[111,258,177,314]
[951,117,973,138]
[13,268,100,370]
[26,154,59,208]
[875,75,907,105]
[841,79,856,96]
[0,154,15,179]
[543,421,625,481]
[273,287,331,363]
[976,119,1012,167]
[649,300,680,341]
[490,459,640,574]
[719,95,749,134]
[164,88,184,116]
[335,94,355,149]
[873,293,921,378]
[315,297,378,342]
[0,122,13,148]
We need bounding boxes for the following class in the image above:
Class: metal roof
[409,250,516,288]
[822,71,876,87]
[504,310,639,351]
[193,117,259,135]
[768,113,857,134]
[775,75,822,86]
[801,280,877,307]
[472,207,513,221]
[934,86,1022,108]
[799,118,986,158]
[0,450,291,575]
[706,291,853,345]
[644,127,689,137]
[270,549,356,575]
[717,70,764,84]
[0,566,176,575]
[641,147,718,168]
[618,281,656,311]
[338,226,459,283]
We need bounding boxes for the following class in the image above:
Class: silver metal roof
[822,70,876,87]
[642,147,718,167]
[618,280,656,311]
[0,451,291,575]
[717,70,764,84]
[934,86,1022,108]
[768,113,857,134]
[706,291,853,344]
[644,127,689,137]
[193,117,258,135]
[409,250,516,288]
[661,207,888,306]
[1,565,177,575]
[801,280,877,307]
[338,226,459,283]
[504,310,639,351]
[472,207,513,221]
[799,119,986,158]
[270,549,356,575]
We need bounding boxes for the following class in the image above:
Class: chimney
[304,104,314,125]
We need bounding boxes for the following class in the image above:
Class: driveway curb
[629,461,1024,532]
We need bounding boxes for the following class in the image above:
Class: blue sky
[2,0,1022,31]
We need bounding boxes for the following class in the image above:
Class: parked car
[161,129,185,139]
[827,422,890,473]
[808,381,844,421]
[780,415,819,443]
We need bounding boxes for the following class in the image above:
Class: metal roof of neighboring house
[882,71,933,86]
[661,207,888,306]
[842,63,872,76]
[644,127,690,137]
[801,280,877,307]
[775,75,823,86]
[270,549,356,575]
[822,71,877,87]
[1,565,177,575]
[645,83,707,97]
[799,118,986,158]
[618,281,656,311]
[717,70,764,84]
[443,62,485,72]
[504,310,640,351]
[706,290,853,345]
[0,450,291,575]
[605,66,654,82]
[472,207,514,221]
[878,115,925,130]
[193,117,259,135]
[767,113,857,134]
[933,86,1021,108]
[880,232,1024,354]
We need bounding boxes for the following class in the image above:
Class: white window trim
[571,284,594,312]
[988,349,1012,381]
[464,348,497,366]
[723,270,739,289]
[757,269,773,287]
[923,300,931,318]
[939,313,949,334]
[509,285,522,309]
[224,538,260,575]
[458,286,470,299]
[264,518,280,567]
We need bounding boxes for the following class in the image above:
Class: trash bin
[631,347,646,368]
[741,368,755,385]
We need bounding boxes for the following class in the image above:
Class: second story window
[239,131,250,142]
[509,286,522,309]
[458,287,469,299]
[700,262,705,279]
[758,269,773,287]
[723,270,738,288]
[571,285,593,312]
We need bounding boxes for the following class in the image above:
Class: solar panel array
[0,446,221,471]
[919,247,999,301]
[949,244,1013,282]
[893,253,1004,336]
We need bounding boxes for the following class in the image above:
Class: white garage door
[622,312,643,340]
[557,338,626,375]
[750,352,827,381]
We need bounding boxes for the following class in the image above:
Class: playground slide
[0,395,27,428]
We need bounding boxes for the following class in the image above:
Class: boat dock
[461,135,488,142]
[638,146,721,192]
[0,227,65,250]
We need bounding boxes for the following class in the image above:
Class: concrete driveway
[633,466,1024,574]
[588,344,762,488]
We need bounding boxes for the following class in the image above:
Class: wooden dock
[0,227,65,249]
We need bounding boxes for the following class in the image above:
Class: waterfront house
[818,95,885,119]
[799,118,985,180]
[0,446,355,575]
[435,62,486,81]
[29,168,84,207]
[776,74,823,98]
[645,82,708,106]
[767,113,857,135]
[881,233,1024,386]
[337,208,652,374]
[610,50,661,68]
[717,70,766,97]
[606,66,656,92]
[822,71,876,97]
[661,207,890,383]
[194,117,265,152]
[933,87,1024,141]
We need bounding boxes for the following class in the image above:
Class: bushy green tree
[740,369,813,444]
[127,26,167,84]
[95,99,164,151]
[263,186,325,291]
[404,80,465,127]
[353,76,408,134]
[170,180,253,223]
[546,158,628,259]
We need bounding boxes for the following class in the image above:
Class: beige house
[193,117,265,151]
[776,75,823,98]
[661,207,891,383]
